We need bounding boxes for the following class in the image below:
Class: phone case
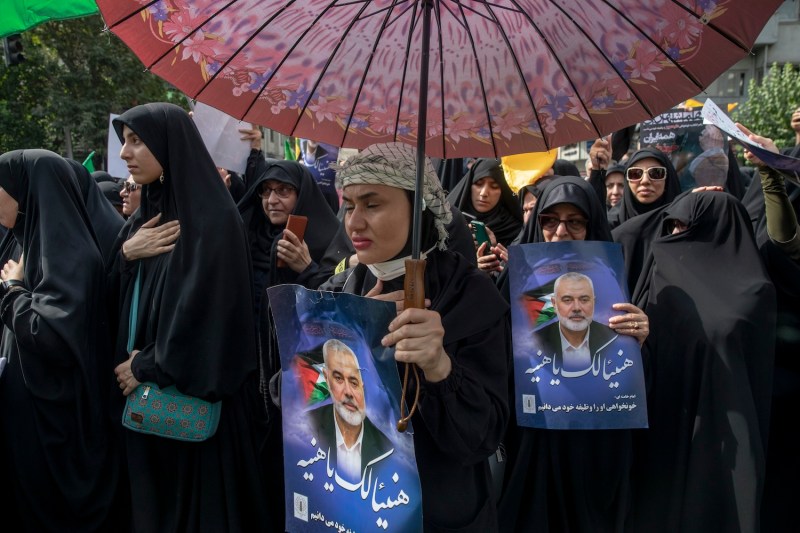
[277,215,308,267]
[470,221,491,253]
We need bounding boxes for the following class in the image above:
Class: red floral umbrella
[97,0,781,160]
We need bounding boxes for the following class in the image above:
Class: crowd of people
[0,100,797,532]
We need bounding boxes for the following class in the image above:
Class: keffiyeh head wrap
[335,142,452,249]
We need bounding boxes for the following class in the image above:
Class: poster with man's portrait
[268,285,422,533]
[507,241,648,430]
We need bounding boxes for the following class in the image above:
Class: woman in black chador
[111,103,269,532]
[628,191,775,532]
[0,149,123,531]
[447,157,523,247]
[607,147,682,229]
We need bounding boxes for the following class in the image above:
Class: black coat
[321,250,509,532]
[0,149,123,531]
[111,103,269,532]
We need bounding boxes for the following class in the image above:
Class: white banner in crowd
[107,113,128,179]
[190,101,251,175]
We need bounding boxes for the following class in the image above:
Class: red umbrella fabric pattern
[98,0,781,158]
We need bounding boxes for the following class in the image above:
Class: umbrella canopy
[98,0,781,159]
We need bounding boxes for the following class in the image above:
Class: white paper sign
[702,99,800,180]
[107,114,128,179]
[191,102,251,174]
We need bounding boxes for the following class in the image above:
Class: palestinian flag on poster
[293,352,329,406]
[522,279,556,326]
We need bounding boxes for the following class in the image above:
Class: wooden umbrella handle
[397,258,426,432]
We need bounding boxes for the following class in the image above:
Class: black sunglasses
[123,182,141,193]
[538,214,588,233]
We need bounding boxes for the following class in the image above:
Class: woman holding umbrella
[321,142,510,531]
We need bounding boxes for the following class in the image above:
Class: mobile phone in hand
[277,214,308,267]
[470,220,492,255]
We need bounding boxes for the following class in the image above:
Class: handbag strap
[127,264,142,354]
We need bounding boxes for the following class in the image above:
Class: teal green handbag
[121,266,221,442]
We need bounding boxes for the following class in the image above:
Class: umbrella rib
[502,0,605,138]
[434,1,447,158]
[477,0,548,152]
[438,1,469,32]
[454,1,498,156]
[668,0,750,51]
[392,1,422,144]
[124,0,243,78]
[244,0,368,131]
[340,0,407,147]
[593,0,704,93]
[104,0,161,29]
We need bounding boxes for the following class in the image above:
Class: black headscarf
[551,158,582,177]
[98,179,124,208]
[91,170,118,183]
[630,191,775,531]
[608,148,682,228]
[113,102,257,400]
[65,159,125,267]
[0,149,120,530]
[446,158,523,246]
[516,175,612,244]
[238,160,340,277]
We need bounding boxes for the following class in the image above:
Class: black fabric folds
[742,169,800,531]
[111,103,269,532]
[446,158,523,246]
[0,149,122,531]
[628,191,775,532]
[113,103,257,400]
[497,175,632,533]
[66,158,125,267]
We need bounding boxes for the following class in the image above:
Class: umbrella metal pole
[398,0,433,433]
[411,0,432,261]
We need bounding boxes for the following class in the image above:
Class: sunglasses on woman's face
[123,182,141,193]
[626,166,667,182]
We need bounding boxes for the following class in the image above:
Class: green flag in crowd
[82,151,95,173]
[1,0,99,38]
[284,139,296,161]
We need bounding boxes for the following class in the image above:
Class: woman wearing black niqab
[111,103,269,532]
[628,191,775,532]
[0,149,123,531]
[607,148,681,229]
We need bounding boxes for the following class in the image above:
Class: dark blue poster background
[268,285,423,532]
[507,241,648,430]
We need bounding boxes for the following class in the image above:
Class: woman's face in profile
[0,187,18,229]
[342,183,411,265]
[471,177,501,213]
[119,125,164,185]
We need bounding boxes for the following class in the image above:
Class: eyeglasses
[123,182,140,193]
[626,166,667,182]
[538,214,588,233]
[258,184,296,199]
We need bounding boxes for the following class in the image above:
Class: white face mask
[366,245,436,281]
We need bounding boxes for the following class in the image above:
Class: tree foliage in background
[732,63,800,152]
[0,15,186,172]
